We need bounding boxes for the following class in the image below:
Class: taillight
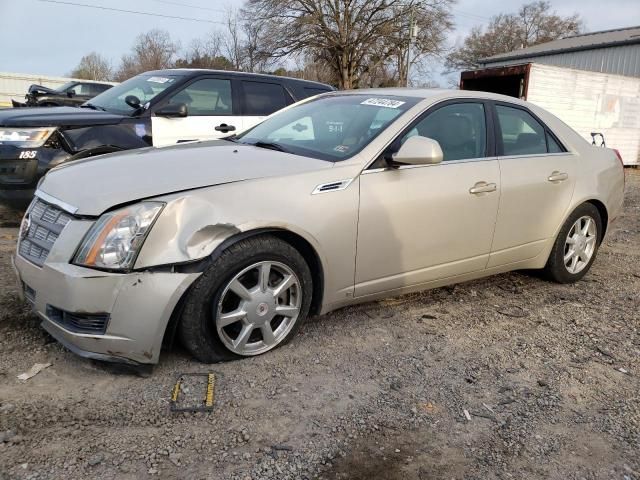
[613,149,625,188]
[613,149,624,167]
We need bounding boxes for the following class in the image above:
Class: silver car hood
[39,140,333,215]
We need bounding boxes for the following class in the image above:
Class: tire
[543,203,602,284]
[179,235,313,363]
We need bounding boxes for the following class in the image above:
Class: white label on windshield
[361,98,405,108]
[147,76,173,84]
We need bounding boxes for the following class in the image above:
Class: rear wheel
[543,203,602,283]
[179,235,313,363]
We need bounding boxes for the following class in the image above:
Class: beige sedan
[13,89,625,366]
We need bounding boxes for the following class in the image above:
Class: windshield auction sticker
[361,98,406,108]
[147,77,174,84]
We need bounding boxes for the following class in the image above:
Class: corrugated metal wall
[482,44,640,78]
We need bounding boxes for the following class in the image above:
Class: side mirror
[67,90,76,98]
[125,95,141,109]
[155,103,188,118]
[392,136,443,166]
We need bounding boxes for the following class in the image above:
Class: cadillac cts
[13,89,625,366]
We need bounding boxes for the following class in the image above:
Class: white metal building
[461,26,640,165]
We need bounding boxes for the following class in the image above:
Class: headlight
[0,127,56,147]
[73,202,164,270]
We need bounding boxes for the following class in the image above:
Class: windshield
[54,82,77,93]
[87,73,185,115]
[235,94,420,161]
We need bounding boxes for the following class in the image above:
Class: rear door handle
[469,182,497,194]
[548,171,568,182]
[215,123,236,133]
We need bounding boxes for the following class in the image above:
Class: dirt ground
[0,171,638,480]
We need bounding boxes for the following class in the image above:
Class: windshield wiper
[80,103,106,111]
[250,141,289,153]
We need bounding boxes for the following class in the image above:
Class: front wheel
[543,203,602,283]
[179,235,313,363]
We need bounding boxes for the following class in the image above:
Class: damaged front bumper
[13,217,201,365]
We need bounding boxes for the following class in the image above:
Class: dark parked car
[0,69,334,205]
[11,81,114,108]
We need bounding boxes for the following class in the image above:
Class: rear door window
[242,81,289,116]
[495,105,560,156]
[89,84,111,95]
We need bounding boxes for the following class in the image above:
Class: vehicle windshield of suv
[87,73,185,115]
[55,81,76,93]
[235,94,420,161]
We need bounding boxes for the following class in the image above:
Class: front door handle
[469,182,497,194]
[215,123,236,133]
[548,171,568,182]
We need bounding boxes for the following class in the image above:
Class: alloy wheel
[563,215,597,274]
[215,261,302,355]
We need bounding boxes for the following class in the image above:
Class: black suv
[11,81,114,108]
[0,69,334,205]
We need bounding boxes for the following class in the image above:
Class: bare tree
[115,29,180,81]
[245,0,454,89]
[445,1,582,71]
[174,34,235,69]
[223,9,244,70]
[69,52,113,81]
[242,16,275,73]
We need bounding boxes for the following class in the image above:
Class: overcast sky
[0,0,638,85]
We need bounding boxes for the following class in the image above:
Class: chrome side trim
[361,157,498,174]
[34,190,79,215]
[361,152,577,175]
[497,152,576,160]
[311,178,354,195]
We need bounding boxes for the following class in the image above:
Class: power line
[452,9,491,21]
[151,0,225,13]
[35,0,226,24]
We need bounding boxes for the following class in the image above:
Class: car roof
[144,69,334,89]
[335,87,532,106]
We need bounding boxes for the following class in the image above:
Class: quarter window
[402,102,487,161]
[495,105,559,156]
[167,78,233,116]
[242,81,289,116]
[547,132,564,153]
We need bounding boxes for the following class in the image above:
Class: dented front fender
[134,196,242,268]
[134,194,329,272]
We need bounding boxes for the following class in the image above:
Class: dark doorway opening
[460,64,531,100]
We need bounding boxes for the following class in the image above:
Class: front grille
[0,158,35,184]
[0,165,17,174]
[18,198,74,267]
[46,305,110,335]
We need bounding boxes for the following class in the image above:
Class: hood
[27,84,58,96]
[40,140,333,215]
[0,106,126,127]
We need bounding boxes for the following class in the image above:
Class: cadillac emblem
[19,215,31,241]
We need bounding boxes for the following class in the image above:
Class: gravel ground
[0,171,638,480]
